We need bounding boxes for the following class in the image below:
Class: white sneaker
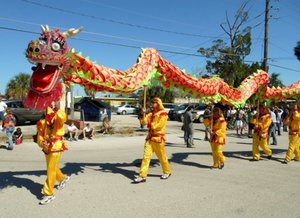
[39,195,55,205]
[133,176,146,183]
[57,176,70,190]
[160,173,171,180]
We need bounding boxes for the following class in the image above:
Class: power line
[1,25,299,73]
[21,0,223,39]
[268,63,300,73]
[0,17,204,50]
[0,26,39,35]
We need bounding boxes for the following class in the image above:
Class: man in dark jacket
[183,105,195,148]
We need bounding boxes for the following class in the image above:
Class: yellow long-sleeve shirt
[251,113,272,139]
[36,107,67,153]
[141,110,168,143]
[284,110,300,135]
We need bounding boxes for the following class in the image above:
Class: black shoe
[219,163,224,169]
[267,155,272,160]
[204,137,209,141]
[270,143,277,145]
[249,158,259,162]
[282,159,288,164]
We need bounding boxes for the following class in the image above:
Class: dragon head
[24,25,82,110]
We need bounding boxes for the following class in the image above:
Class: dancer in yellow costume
[283,104,300,164]
[204,107,227,169]
[134,97,171,183]
[37,102,70,205]
[251,104,272,161]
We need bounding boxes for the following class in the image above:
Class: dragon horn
[62,27,83,38]
[41,25,50,32]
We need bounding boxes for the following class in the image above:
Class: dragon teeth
[42,63,47,69]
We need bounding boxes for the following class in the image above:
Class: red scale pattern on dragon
[24,25,300,110]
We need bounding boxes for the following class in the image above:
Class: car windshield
[195,105,207,110]
[174,104,188,111]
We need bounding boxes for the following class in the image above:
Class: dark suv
[168,103,200,122]
[4,100,44,125]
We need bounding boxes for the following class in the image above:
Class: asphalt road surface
[1,115,299,218]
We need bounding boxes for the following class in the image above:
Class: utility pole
[263,0,270,71]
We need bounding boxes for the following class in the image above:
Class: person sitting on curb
[13,127,23,145]
[67,122,78,141]
[83,123,94,140]
[100,116,113,135]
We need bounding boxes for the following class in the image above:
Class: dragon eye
[51,42,61,51]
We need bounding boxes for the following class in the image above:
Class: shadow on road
[0,147,288,199]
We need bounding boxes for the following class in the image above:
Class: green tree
[198,2,262,87]
[138,85,176,106]
[5,73,31,99]
[295,41,300,61]
[268,72,284,87]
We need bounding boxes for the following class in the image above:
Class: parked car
[168,103,200,122]
[4,100,44,125]
[192,104,208,123]
[115,104,138,115]
[163,103,177,114]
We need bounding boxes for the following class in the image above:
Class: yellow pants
[42,152,65,196]
[211,143,225,167]
[285,135,300,161]
[139,140,171,178]
[252,133,272,160]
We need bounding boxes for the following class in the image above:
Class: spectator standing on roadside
[0,96,7,128]
[247,107,256,138]
[183,105,194,148]
[268,107,277,145]
[203,105,211,141]
[235,109,245,136]
[281,108,289,132]
[274,106,283,136]
[3,109,16,150]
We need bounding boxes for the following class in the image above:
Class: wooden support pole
[143,86,147,118]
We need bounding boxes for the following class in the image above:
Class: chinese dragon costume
[24,25,300,110]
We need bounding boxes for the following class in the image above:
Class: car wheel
[121,110,127,115]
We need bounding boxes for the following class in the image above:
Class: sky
[0,0,299,97]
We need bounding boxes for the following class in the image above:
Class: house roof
[75,97,111,109]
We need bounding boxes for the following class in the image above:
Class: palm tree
[5,73,31,99]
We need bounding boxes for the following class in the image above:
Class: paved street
[1,115,300,218]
